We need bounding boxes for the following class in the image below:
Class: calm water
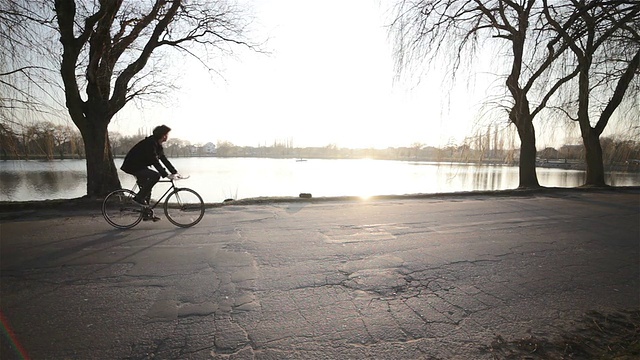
[1,158,639,202]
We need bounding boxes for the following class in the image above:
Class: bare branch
[595,48,639,135]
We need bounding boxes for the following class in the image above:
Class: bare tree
[52,123,73,159]
[543,0,640,186]
[37,121,56,159]
[0,122,20,159]
[390,0,577,188]
[1,1,62,128]
[46,0,257,197]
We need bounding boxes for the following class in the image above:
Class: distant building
[203,142,216,155]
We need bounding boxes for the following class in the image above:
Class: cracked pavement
[1,189,638,359]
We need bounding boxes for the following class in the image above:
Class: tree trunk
[505,25,540,190]
[507,87,540,189]
[516,119,540,188]
[78,121,121,197]
[582,129,607,186]
[575,62,607,187]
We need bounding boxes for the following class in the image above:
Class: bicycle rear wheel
[103,189,143,229]
[164,188,205,228]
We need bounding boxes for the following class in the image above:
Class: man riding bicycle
[121,125,178,221]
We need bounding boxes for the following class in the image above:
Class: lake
[1,158,639,202]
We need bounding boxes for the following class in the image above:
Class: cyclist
[121,125,178,221]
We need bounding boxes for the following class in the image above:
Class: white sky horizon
[107,0,610,150]
[109,0,498,150]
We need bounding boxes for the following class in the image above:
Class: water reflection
[0,172,21,199]
[538,169,584,187]
[426,163,518,192]
[1,158,638,202]
[1,165,87,201]
[471,166,503,190]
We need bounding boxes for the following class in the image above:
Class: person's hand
[168,173,180,180]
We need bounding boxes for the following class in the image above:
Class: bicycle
[102,175,205,229]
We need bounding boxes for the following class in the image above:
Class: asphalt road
[1,189,639,359]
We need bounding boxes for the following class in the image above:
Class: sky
[109,0,506,149]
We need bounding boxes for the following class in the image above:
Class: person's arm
[157,145,177,175]
[150,159,169,178]
[159,153,177,175]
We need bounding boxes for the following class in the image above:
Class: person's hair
[152,125,171,139]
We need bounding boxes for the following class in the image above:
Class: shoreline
[2,186,638,216]
[2,156,639,172]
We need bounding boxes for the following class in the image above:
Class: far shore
[1,186,638,219]
[3,155,640,173]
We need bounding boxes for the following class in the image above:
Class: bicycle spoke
[164,188,205,227]
[102,189,143,229]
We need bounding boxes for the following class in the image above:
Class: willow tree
[1,1,59,131]
[54,0,253,197]
[543,0,640,186]
[390,0,576,188]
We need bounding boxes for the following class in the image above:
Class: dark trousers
[131,168,160,202]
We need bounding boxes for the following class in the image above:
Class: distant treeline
[0,121,85,160]
[1,121,639,172]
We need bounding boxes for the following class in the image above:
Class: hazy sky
[110,0,494,149]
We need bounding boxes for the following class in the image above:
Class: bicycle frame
[132,179,176,210]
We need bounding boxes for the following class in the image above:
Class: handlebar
[160,174,190,182]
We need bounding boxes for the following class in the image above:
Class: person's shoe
[133,196,148,206]
[143,215,161,222]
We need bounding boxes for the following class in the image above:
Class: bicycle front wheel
[164,188,205,228]
[103,189,143,229]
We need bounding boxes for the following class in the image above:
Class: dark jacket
[121,136,177,177]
